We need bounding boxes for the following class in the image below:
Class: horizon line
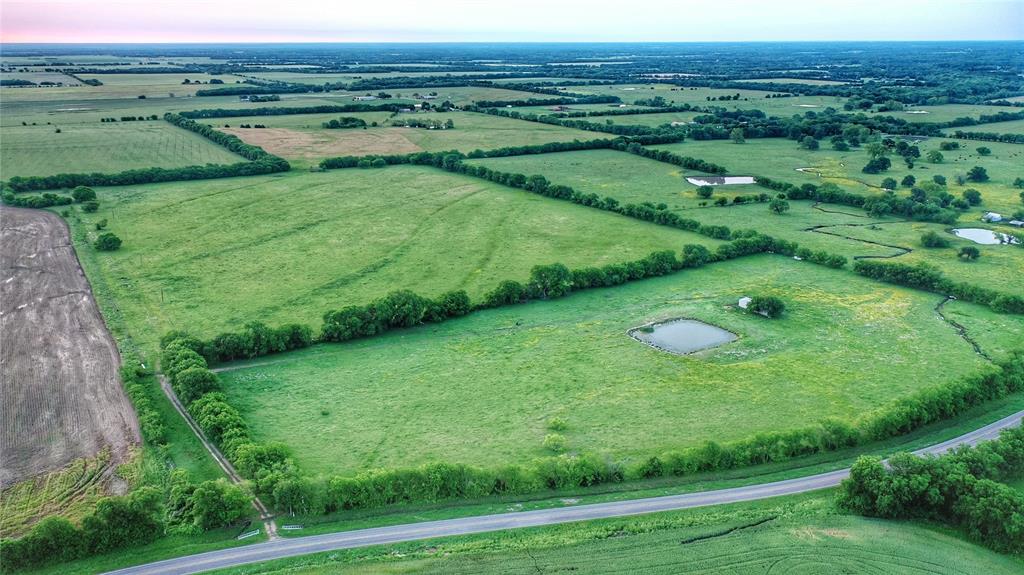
[3,39,1023,45]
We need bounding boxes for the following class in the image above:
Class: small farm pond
[686,176,756,186]
[951,228,1020,245]
[629,319,738,354]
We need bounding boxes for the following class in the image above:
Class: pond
[686,176,756,186]
[951,228,1020,245]
[629,319,738,355]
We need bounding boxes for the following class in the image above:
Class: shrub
[967,166,989,182]
[958,246,981,260]
[962,188,982,205]
[71,185,96,202]
[543,433,567,453]
[483,280,527,308]
[768,198,790,214]
[81,200,99,213]
[748,295,785,318]
[189,479,250,530]
[920,230,951,248]
[547,417,568,431]
[94,232,121,251]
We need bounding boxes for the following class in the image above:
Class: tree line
[4,114,290,192]
[840,422,1024,553]
[947,130,1024,145]
[853,260,1024,314]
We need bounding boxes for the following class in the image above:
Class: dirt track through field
[0,207,139,486]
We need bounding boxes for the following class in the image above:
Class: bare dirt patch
[224,127,423,159]
[0,207,139,487]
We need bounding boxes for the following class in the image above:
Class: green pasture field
[561,84,848,111]
[0,73,247,102]
[691,205,1024,299]
[204,492,1024,575]
[651,137,1024,212]
[585,110,704,126]
[942,299,1024,361]
[221,111,600,166]
[246,71,523,83]
[835,222,1024,298]
[499,102,657,115]
[874,103,1018,124]
[0,55,228,66]
[942,118,1024,135]
[1,70,79,85]
[216,255,999,477]
[467,149,699,208]
[487,76,591,84]
[66,167,718,356]
[307,85,548,106]
[0,122,244,177]
[0,92,354,127]
[734,77,849,85]
[465,148,1023,293]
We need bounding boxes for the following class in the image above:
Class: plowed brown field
[0,207,139,486]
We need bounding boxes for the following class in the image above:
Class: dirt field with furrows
[0,207,139,487]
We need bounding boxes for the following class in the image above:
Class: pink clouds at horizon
[2,0,1021,43]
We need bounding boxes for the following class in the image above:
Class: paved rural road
[106,409,1023,575]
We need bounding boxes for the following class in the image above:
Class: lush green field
[1,70,79,85]
[217,255,997,477]
[205,492,1023,575]
[472,148,1023,293]
[0,122,245,177]
[942,118,1024,135]
[0,91,351,127]
[586,110,704,126]
[872,103,1019,124]
[500,102,657,115]
[467,149,700,208]
[651,137,1024,212]
[325,85,548,106]
[0,72,246,102]
[562,84,848,111]
[735,77,850,85]
[247,71,526,83]
[68,167,717,355]
[222,111,599,165]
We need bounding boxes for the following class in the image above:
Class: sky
[1,0,1022,43]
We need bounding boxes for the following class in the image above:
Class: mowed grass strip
[0,122,244,177]
[217,255,999,477]
[72,167,721,355]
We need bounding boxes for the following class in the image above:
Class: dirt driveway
[0,207,139,486]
